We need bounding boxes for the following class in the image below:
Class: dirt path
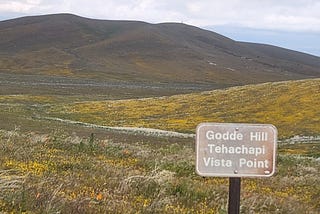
[38,116,195,138]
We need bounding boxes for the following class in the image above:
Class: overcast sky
[1,0,320,56]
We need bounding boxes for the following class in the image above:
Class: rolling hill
[0,78,319,138]
[0,14,320,213]
[1,13,320,87]
[47,78,320,138]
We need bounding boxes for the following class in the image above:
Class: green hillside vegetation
[2,14,320,86]
[49,78,320,139]
[1,13,320,213]
[0,78,319,212]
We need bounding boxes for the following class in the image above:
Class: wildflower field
[0,78,319,213]
[48,79,320,139]
[0,128,319,213]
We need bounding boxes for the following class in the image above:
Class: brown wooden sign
[196,123,277,177]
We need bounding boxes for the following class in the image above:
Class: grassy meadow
[0,78,319,213]
[48,78,320,138]
[0,129,319,213]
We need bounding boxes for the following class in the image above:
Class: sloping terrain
[1,79,318,138]
[1,13,320,214]
[1,13,320,87]
[0,77,320,212]
[46,78,320,138]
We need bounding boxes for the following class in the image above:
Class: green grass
[0,129,319,213]
[0,78,319,213]
[279,143,320,160]
[49,78,320,138]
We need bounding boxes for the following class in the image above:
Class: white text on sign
[196,123,277,177]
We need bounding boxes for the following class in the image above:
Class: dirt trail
[39,116,195,138]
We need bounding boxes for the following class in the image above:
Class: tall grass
[0,129,319,213]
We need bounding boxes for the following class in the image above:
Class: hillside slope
[1,14,320,86]
[49,78,320,138]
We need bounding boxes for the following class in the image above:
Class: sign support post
[228,177,241,214]
[195,123,277,213]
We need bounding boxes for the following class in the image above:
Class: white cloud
[177,0,320,32]
[0,0,320,32]
[0,0,51,14]
[0,0,36,12]
[262,14,320,32]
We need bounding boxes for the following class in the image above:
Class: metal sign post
[228,177,241,214]
[195,123,277,213]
